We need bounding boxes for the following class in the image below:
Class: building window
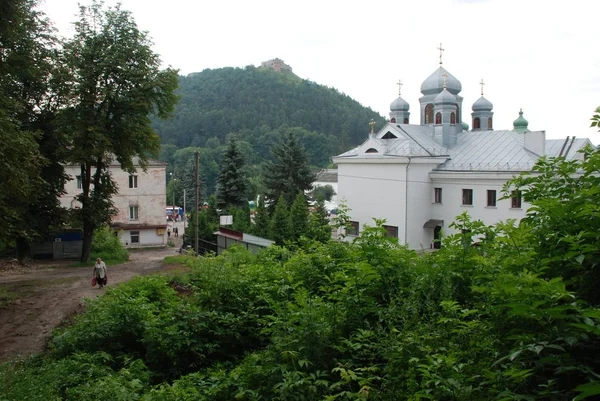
[435,112,442,124]
[390,117,396,123]
[76,175,82,190]
[450,112,456,125]
[383,225,398,238]
[425,104,434,124]
[129,205,139,220]
[511,190,522,208]
[487,190,497,207]
[365,148,379,153]
[129,175,138,189]
[434,187,443,204]
[462,189,473,206]
[130,231,140,244]
[403,117,409,124]
[473,117,481,129]
[348,221,359,236]
[488,117,493,129]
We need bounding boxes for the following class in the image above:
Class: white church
[333,59,591,250]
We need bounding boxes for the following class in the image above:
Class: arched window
[425,104,434,124]
[390,117,396,123]
[435,112,442,125]
[450,112,456,125]
[487,117,493,129]
[473,117,481,129]
[403,117,409,124]
[365,148,379,154]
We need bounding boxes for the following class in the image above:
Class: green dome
[513,109,530,133]
[461,121,469,131]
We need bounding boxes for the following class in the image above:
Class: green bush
[91,226,129,264]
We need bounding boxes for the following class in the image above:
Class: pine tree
[252,195,270,239]
[182,157,206,210]
[270,196,291,246]
[308,196,332,243]
[216,138,248,209]
[290,192,309,241]
[231,205,251,233]
[263,132,317,207]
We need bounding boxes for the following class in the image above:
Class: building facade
[60,158,168,248]
[333,63,591,249]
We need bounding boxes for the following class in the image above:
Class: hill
[152,65,386,165]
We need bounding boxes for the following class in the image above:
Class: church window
[425,104,434,124]
[487,190,497,207]
[488,117,493,129]
[383,225,398,238]
[382,131,397,139]
[511,190,522,208]
[435,112,442,124]
[434,187,442,203]
[348,221,359,236]
[473,117,481,129]
[450,112,456,125]
[403,117,409,124]
[365,148,379,153]
[391,117,396,123]
[462,189,473,206]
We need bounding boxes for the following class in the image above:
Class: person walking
[93,257,108,289]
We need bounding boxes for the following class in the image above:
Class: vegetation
[89,226,129,264]
[61,1,178,262]
[216,138,248,210]
[2,148,600,400]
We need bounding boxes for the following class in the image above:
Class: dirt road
[0,245,182,363]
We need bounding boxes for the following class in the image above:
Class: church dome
[421,67,462,96]
[390,95,410,111]
[513,109,530,133]
[434,88,456,105]
[462,121,469,131]
[472,96,493,111]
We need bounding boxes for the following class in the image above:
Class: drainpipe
[404,157,412,246]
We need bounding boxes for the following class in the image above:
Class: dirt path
[0,245,183,363]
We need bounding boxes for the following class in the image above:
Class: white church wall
[405,162,437,249]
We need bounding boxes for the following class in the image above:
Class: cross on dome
[437,43,445,65]
[480,79,485,96]
[396,79,403,96]
[369,119,375,134]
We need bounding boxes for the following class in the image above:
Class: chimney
[524,130,545,156]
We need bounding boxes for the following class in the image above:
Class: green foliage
[308,196,332,243]
[90,226,129,264]
[251,195,270,239]
[290,192,309,240]
[310,184,336,202]
[270,196,291,246]
[263,132,317,206]
[216,138,248,209]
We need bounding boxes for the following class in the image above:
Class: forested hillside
[152,66,386,159]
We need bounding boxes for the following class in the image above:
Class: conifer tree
[263,132,317,207]
[216,138,248,209]
[231,204,251,233]
[270,196,291,246]
[252,195,270,239]
[308,196,332,243]
[290,192,309,241]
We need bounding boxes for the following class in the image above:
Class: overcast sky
[38,0,600,143]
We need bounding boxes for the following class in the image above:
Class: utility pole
[194,150,199,255]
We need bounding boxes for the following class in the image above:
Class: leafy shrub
[91,226,128,264]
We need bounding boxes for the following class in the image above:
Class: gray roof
[334,123,593,172]
[315,169,338,183]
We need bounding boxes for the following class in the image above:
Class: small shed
[213,227,274,255]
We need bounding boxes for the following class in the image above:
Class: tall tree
[216,138,248,209]
[181,156,206,212]
[263,132,316,206]
[270,196,291,246]
[252,195,270,239]
[308,196,332,243]
[0,0,68,260]
[60,1,178,261]
[289,192,309,241]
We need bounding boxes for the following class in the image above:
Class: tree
[270,196,291,246]
[216,138,248,209]
[252,195,270,239]
[180,156,206,213]
[60,1,178,261]
[309,185,336,202]
[0,0,69,261]
[308,196,331,243]
[289,192,309,241]
[263,132,316,207]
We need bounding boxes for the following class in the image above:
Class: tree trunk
[16,235,30,264]
[80,220,94,263]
